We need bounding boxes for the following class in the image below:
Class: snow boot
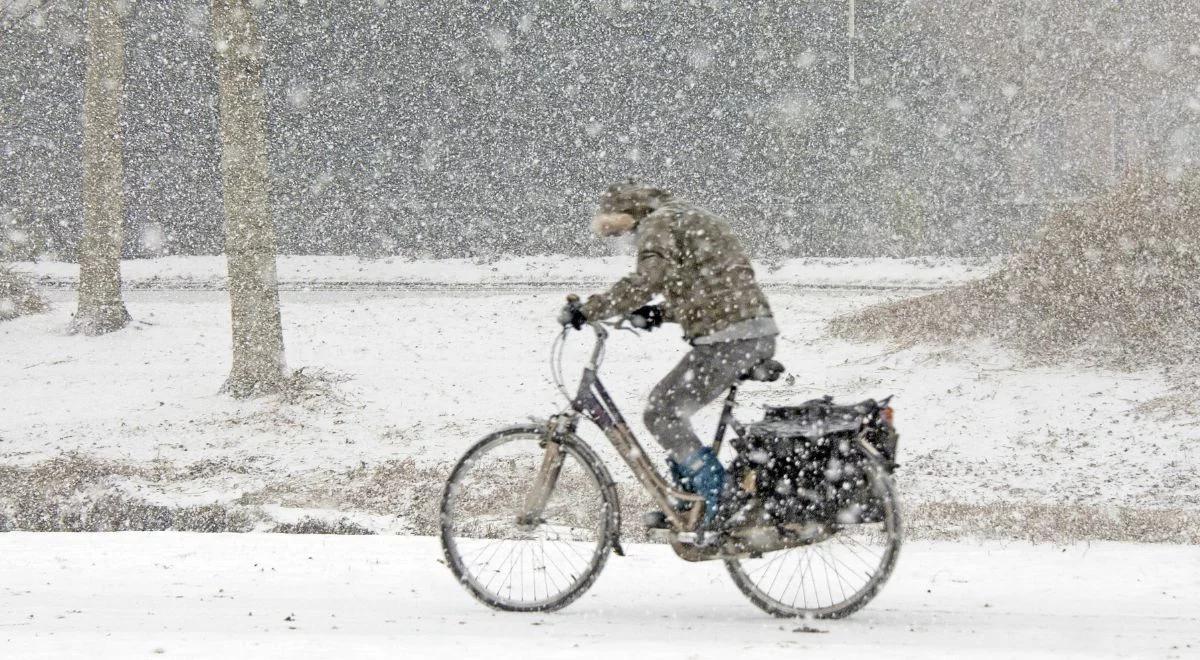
[667,447,728,529]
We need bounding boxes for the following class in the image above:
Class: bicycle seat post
[711,385,738,456]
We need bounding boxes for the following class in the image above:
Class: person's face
[591,212,637,237]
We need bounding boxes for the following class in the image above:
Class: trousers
[642,336,776,461]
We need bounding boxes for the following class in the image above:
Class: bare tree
[211,0,287,397]
[73,0,131,335]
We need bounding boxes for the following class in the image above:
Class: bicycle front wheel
[440,425,619,612]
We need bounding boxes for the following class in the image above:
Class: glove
[557,296,588,330]
[629,304,665,330]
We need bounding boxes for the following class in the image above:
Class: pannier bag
[760,396,898,466]
[729,396,898,527]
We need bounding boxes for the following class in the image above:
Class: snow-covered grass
[12,254,998,289]
[0,265,47,321]
[1,533,1197,659]
[2,282,1196,541]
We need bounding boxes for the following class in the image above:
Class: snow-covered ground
[2,533,1197,659]
[12,254,998,290]
[2,263,1196,540]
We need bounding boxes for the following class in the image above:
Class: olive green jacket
[582,200,774,341]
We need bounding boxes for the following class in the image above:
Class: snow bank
[834,175,1200,367]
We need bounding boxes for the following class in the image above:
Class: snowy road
[1,533,1196,659]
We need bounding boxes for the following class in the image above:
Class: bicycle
[439,298,902,618]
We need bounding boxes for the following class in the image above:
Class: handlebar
[551,295,629,403]
[560,294,633,335]
[580,319,610,368]
[550,319,610,404]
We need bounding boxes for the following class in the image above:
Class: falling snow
[1,2,1198,657]
[2,2,1198,260]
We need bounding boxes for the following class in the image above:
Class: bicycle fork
[516,415,573,527]
[518,413,626,556]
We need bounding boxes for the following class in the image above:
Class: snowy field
[2,533,1197,659]
[2,257,1196,542]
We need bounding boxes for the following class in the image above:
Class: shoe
[666,447,727,528]
[642,511,669,529]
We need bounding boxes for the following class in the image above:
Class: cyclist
[560,180,778,527]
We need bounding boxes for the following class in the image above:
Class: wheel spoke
[441,431,612,611]
[820,543,859,601]
[777,550,804,607]
[726,463,901,619]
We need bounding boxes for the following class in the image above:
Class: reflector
[881,407,895,425]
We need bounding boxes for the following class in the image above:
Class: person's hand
[629,304,664,330]
[558,295,588,330]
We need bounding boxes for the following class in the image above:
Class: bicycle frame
[445,319,903,613]
[527,323,742,533]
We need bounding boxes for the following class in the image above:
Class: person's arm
[581,214,675,320]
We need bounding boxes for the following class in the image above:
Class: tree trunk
[73,0,131,336]
[211,0,287,397]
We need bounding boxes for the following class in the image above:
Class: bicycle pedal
[676,531,722,548]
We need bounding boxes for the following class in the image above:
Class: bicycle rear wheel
[725,458,902,619]
[440,425,619,612]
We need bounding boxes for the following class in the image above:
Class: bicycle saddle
[739,358,785,382]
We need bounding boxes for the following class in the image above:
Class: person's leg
[643,337,775,527]
[643,336,776,462]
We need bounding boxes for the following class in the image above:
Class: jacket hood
[598,180,672,219]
